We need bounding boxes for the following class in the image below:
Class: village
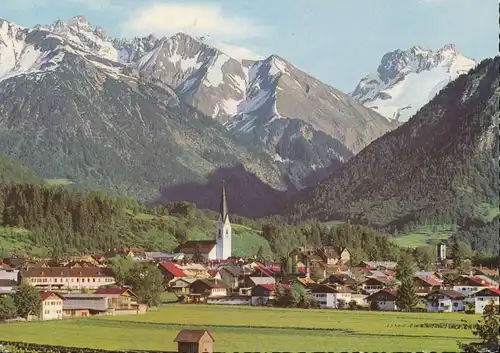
[0,183,498,322]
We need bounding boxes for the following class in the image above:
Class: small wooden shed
[174,329,214,353]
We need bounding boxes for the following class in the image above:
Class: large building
[216,181,232,260]
[177,182,232,261]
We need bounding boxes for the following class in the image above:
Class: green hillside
[0,154,44,184]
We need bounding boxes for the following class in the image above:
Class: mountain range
[282,57,499,252]
[351,44,477,122]
[0,16,396,210]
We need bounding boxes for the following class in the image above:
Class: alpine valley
[282,56,500,253]
[0,16,394,217]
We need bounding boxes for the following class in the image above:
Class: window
[453,302,458,307]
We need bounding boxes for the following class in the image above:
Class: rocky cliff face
[351,44,477,122]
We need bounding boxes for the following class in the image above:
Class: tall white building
[216,181,232,260]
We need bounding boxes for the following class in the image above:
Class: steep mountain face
[0,15,393,211]
[282,57,499,251]
[0,19,285,201]
[351,44,477,122]
[137,34,393,187]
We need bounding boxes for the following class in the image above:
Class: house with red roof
[158,262,186,285]
[365,289,398,311]
[452,276,492,296]
[39,291,64,320]
[473,287,500,314]
[413,276,443,295]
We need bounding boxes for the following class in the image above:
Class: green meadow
[0,304,479,351]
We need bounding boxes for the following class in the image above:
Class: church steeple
[220,180,228,222]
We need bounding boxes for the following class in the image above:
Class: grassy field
[391,224,454,248]
[0,305,479,351]
[130,211,270,258]
[44,178,74,186]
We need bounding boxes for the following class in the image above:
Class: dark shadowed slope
[281,57,499,252]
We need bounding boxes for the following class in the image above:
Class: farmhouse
[20,267,115,290]
[250,283,290,306]
[158,262,186,285]
[39,291,64,320]
[452,276,492,296]
[170,278,196,295]
[426,289,466,312]
[473,287,500,314]
[309,284,352,308]
[365,289,398,311]
[361,277,389,293]
[187,279,230,302]
[93,288,143,313]
[61,293,108,317]
[413,276,442,295]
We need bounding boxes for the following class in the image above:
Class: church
[176,181,232,261]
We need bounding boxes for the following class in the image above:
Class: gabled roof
[177,240,216,254]
[309,283,341,294]
[21,267,114,278]
[427,289,465,300]
[365,289,398,301]
[220,264,244,277]
[159,262,186,277]
[415,276,442,286]
[39,291,64,301]
[174,329,214,343]
[190,278,230,289]
[258,283,290,291]
[93,288,137,297]
[475,287,500,296]
[363,276,389,285]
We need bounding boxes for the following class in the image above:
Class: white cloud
[121,2,269,40]
[3,0,122,11]
[68,0,123,11]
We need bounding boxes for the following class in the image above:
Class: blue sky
[1,0,496,92]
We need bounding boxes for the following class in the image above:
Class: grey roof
[249,277,275,285]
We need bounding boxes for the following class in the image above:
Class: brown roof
[174,329,214,343]
[178,240,216,254]
[0,279,17,287]
[190,278,230,289]
[428,289,465,300]
[21,267,115,278]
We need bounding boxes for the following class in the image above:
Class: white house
[426,289,466,312]
[39,291,64,320]
[473,287,500,314]
[452,276,490,296]
[310,284,352,309]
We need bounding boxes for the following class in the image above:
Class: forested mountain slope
[282,57,499,251]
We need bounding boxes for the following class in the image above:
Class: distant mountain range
[351,44,477,122]
[282,57,499,252]
[0,16,394,211]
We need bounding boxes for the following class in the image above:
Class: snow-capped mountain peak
[352,44,477,122]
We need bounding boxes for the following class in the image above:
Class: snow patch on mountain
[351,44,477,122]
[0,20,65,82]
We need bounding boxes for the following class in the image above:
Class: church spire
[220,180,228,222]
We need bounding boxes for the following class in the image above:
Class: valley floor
[0,305,479,351]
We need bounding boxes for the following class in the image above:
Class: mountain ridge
[281,56,499,252]
[0,15,395,202]
[351,44,477,122]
